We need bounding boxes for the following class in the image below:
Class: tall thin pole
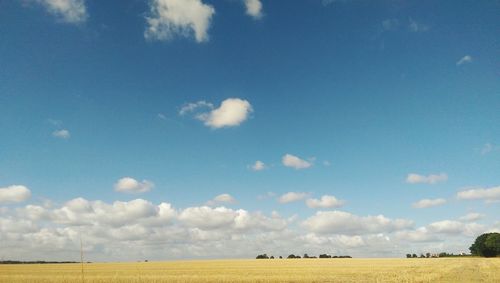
[80,235,85,283]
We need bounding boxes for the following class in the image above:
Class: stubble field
[1,258,499,283]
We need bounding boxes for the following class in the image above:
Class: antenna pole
[80,235,85,283]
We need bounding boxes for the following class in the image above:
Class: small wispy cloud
[206,193,237,206]
[382,19,399,31]
[456,55,473,66]
[306,195,345,209]
[257,191,276,200]
[406,173,447,184]
[114,177,154,193]
[412,198,447,209]
[34,0,88,24]
[249,160,266,171]
[459,212,484,222]
[480,143,499,155]
[278,192,309,204]
[282,154,312,170]
[179,101,214,116]
[409,18,429,32]
[52,129,71,139]
[457,186,500,203]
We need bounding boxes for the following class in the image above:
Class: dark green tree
[470,233,500,257]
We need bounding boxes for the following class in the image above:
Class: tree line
[256,253,351,259]
[405,232,500,259]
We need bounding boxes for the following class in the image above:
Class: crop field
[1,258,499,283]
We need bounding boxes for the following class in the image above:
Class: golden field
[1,258,499,283]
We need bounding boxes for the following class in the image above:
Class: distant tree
[412,254,417,258]
[279,256,283,259]
[406,254,412,258]
[270,256,274,259]
[425,253,431,258]
[256,254,269,259]
[303,254,310,259]
[470,233,500,257]
[319,254,331,258]
[287,254,296,259]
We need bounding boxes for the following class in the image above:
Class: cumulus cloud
[114,177,154,193]
[456,55,473,66]
[282,154,312,170]
[412,198,446,209]
[144,0,215,42]
[1,195,498,260]
[178,206,287,232]
[34,0,87,23]
[306,195,345,209]
[456,186,500,202]
[197,98,253,128]
[181,98,253,128]
[250,160,266,171]
[427,220,483,236]
[406,173,447,184]
[243,0,262,19]
[278,192,309,204]
[52,129,70,139]
[303,210,413,235]
[0,185,31,203]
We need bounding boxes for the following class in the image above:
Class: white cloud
[52,129,70,139]
[456,186,500,202]
[459,213,484,222]
[456,55,473,66]
[406,173,447,184]
[278,192,309,204]
[179,101,214,115]
[178,206,286,232]
[1,195,499,260]
[427,220,465,234]
[35,0,87,24]
[409,18,429,32]
[206,194,236,206]
[394,227,437,242]
[282,154,312,170]
[0,185,31,203]
[412,198,446,209]
[197,98,253,128]
[144,0,215,42]
[303,210,413,235]
[250,160,266,171]
[243,0,262,19]
[213,194,236,203]
[114,177,154,193]
[306,195,345,209]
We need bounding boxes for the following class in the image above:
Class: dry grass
[1,258,499,283]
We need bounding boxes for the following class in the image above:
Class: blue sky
[0,0,499,261]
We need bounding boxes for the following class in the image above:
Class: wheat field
[1,258,499,283]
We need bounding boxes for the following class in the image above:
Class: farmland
[1,258,499,283]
